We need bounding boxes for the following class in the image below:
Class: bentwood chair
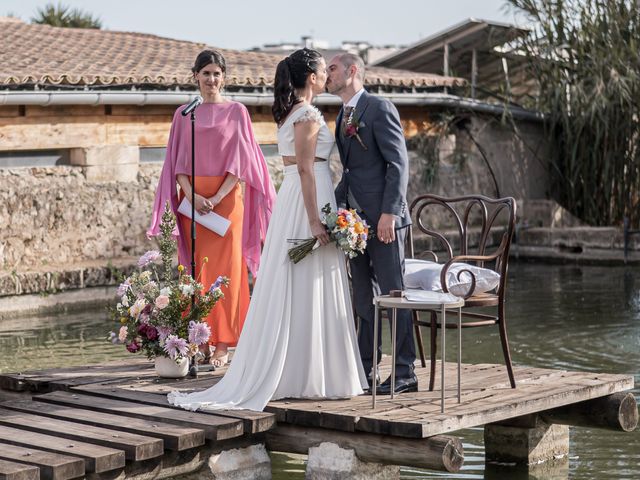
[407,194,517,389]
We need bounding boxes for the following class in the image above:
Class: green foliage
[506,0,640,226]
[158,203,178,284]
[406,115,472,188]
[31,2,102,29]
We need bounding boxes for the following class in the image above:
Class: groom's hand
[377,214,396,244]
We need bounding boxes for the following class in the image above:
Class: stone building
[0,17,548,306]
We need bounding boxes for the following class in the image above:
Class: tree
[506,0,640,226]
[31,2,102,29]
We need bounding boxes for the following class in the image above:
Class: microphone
[181,95,203,116]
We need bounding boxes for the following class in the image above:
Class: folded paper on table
[178,197,231,237]
[404,289,461,304]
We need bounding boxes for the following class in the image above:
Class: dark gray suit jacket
[334,90,411,229]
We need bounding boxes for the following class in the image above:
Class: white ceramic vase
[154,356,189,378]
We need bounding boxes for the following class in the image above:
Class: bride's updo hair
[272,48,322,125]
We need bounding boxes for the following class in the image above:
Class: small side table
[372,292,464,412]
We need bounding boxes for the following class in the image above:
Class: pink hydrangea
[118,326,128,343]
[155,295,170,310]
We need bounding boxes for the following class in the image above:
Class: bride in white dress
[168,48,367,412]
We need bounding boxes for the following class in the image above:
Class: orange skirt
[179,176,249,347]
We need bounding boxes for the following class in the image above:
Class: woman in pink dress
[148,50,276,366]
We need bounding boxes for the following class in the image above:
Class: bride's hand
[310,219,330,246]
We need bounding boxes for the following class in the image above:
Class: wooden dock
[0,357,635,479]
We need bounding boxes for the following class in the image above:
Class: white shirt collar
[345,88,365,108]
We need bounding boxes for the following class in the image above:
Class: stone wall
[0,164,159,273]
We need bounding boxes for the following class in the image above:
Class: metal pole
[190,109,197,283]
[372,300,379,409]
[391,307,397,400]
[458,306,462,403]
[189,109,197,378]
[441,303,446,413]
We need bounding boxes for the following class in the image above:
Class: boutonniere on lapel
[345,109,368,151]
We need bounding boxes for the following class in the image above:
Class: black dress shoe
[376,375,418,395]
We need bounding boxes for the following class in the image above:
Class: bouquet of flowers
[109,203,228,362]
[288,203,370,264]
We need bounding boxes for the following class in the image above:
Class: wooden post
[502,57,512,100]
[494,392,639,432]
[541,392,638,432]
[471,48,478,99]
[265,423,463,473]
[443,42,450,95]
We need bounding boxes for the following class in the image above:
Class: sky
[1,0,522,50]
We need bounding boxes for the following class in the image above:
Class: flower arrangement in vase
[109,203,228,377]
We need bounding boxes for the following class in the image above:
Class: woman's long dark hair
[192,49,226,75]
[272,48,322,125]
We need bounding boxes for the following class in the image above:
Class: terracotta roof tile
[0,19,465,89]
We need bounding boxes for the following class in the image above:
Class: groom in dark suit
[327,53,417,394]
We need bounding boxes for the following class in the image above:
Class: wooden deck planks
[0,409,163,462]
[0,400,205,452]
[263,363,634,438]
[0,443,84,480]
[0,425,125,473]
[70,386,276,434]
[33,391,243,441]
[0,459,39,480]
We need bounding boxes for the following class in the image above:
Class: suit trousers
[350,226,416,379]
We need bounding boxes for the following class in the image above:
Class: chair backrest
[408,194,517,297]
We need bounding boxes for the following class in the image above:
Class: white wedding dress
[168,104,367,412]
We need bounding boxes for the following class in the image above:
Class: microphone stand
[189,106,198,378]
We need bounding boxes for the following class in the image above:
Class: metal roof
[373,18,529,76]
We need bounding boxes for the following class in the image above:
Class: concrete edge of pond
[0,286,115,320]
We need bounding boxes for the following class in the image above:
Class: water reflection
[0,310,129,373]
[0,263,638,479]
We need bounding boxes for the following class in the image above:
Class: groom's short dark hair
[337,53,365,81]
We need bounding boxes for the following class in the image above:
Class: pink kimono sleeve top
[148,101,276,277]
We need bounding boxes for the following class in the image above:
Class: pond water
[0,262,638,479]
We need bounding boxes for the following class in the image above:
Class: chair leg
[413,311,427,368]
[497,304,516,388]
[429,311,438,391]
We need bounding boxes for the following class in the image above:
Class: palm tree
[31,2,102,29]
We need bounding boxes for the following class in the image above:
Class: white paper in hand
[178,197,231,237]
